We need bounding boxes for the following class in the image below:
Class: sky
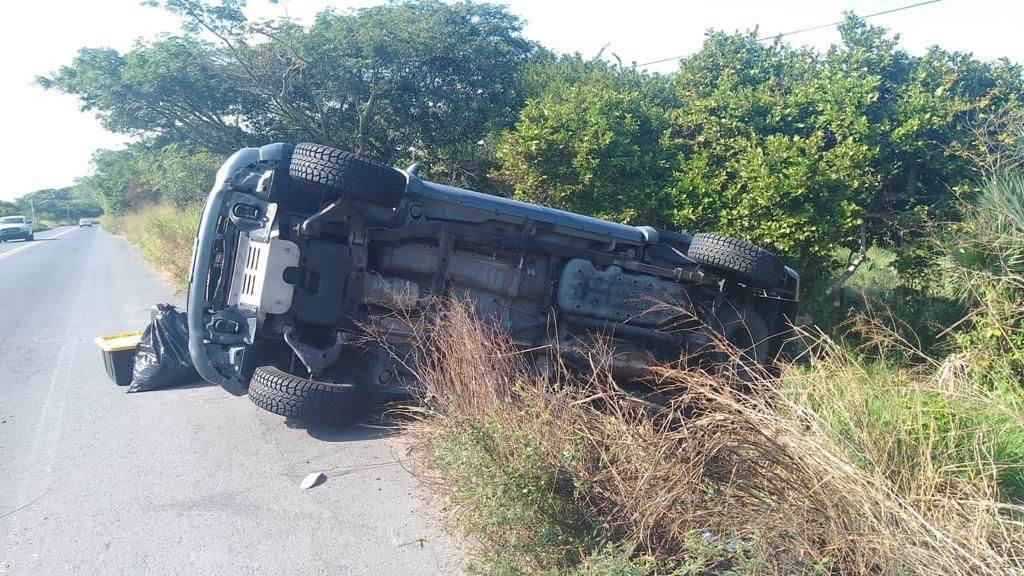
[1,0,1022,201]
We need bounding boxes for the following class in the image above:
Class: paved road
[0,227,460,575]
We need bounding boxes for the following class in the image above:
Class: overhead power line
[637,0,943,67]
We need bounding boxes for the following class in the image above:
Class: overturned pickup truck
[188,143,799,424]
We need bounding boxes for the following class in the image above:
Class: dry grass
[102,204,202,291]
[395,301,1024,575]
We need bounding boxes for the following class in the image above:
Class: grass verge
[402,302,1024,575]
[101,204,201,291]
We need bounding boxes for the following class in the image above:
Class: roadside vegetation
[411,318,1024,575]
[36,0,1024,573]
[406,169,1024,575]
[0,187,103,229]
[35,1,1023,298]
[101,205,201,290]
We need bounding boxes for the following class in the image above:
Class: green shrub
[801,246,964,355]
[105,204,201,291]
[949,172,1024,382]
[495,18,1023,286]
[432,413,601,573]
[494,64,676,226]
[787,356,1024,503]
[78,147,221,215]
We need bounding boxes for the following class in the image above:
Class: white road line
[0,228,76,261]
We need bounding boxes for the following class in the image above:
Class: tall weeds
[950,172,1024,381]
[403,302,1024,575]
[104,204,201,291]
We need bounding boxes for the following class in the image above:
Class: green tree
[41,0,537,188]
[14,187,104,223]
[494,17,1024,283]
[495,60,676,224]
[136,146,224,207]
[76,149,151,215]
[665,31,879,273]
[74,146,222,214]
[38,38,250,152]
[832,16,1023,273]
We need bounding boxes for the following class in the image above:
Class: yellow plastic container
[95,331,144,386]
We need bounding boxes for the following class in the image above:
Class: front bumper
[187,143,292,395]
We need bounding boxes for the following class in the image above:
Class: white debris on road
[300,472,326,490]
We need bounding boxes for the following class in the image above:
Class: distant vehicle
[79,218,93,227]
[0,216,33,242]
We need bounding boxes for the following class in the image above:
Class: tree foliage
[37,38,251,152]
[41,0,536,188]
[495,58,677,223]
[496,17,1023,280]
[76,146,222,215]
[75,149,149,215]
[10,187,104,223]
[35,4,1024,286]
[136,146,224,207]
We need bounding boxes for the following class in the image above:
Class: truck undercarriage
[188,143,799,424]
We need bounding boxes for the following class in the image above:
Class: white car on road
[0,215,34,242]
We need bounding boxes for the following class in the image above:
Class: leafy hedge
[496,18,1023,282]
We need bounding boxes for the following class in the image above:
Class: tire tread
[248,366,366,426]
[288,143,406,205]
[687,233,786,288]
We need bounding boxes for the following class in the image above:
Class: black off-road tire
[288,143,407,206]
[687,233,786,289]
[248,365,367,426]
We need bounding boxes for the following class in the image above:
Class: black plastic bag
[128,304,200,393]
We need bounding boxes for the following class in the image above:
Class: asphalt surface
[0,227,460,575]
